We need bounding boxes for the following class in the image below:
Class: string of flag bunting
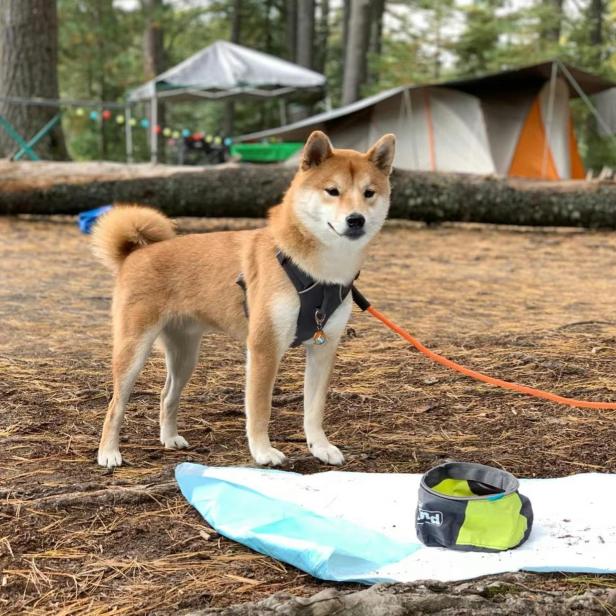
[72,106,233,145]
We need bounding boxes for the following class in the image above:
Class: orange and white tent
[239,61,614,180]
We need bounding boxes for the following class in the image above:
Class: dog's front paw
[310,441,345,465]
[161,434,190,450]
[252,446,287,467]
[98,448,122,468]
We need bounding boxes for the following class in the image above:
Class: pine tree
[0,0,69,160]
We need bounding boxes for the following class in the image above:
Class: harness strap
[235,251,357,347]
[277,251,354,346]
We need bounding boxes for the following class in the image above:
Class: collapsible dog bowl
[416,462,533,552]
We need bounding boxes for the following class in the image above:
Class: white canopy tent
[127,40,326,162]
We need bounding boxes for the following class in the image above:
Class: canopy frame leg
[150,92,158,164]
[125,104,133,164]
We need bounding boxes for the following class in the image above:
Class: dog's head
[290,131,395,247]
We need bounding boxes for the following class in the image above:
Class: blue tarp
[175,462,420,583]
[78,205,112,234]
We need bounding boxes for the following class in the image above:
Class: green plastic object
[230,142,303,163]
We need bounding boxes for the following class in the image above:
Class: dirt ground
[2,216,616,615]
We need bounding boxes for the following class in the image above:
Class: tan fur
[92,204,176,273]
[94,131,395,468]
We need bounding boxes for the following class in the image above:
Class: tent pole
[125,103,133,164]
[402,88,418,168]
[542,61,558,179]
[423,89,436,172]
[557,59,616,148]
[150,92,158,164]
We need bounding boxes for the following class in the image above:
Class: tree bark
[5,163,616,230]
[367,0,385,85]
[285,0,298,61]
[314,0,329,74]
[342,0,371,105]
[183,579,616,615]
[143,0,166,79]
[0,0,69,160]
[342,0,350,61]
[95,0,118,161]
[296,0,315,69]
[293,0,316,120]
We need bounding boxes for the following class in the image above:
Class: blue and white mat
[175,462,616,584]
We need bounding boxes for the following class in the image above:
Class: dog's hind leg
[98,322,159,468]
[159,320,203,450]
[303,339,345,465]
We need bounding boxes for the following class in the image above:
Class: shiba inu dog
[93,130,395,468]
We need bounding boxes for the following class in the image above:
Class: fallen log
[2,160,616,228]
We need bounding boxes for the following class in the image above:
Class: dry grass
[2,216,616,614]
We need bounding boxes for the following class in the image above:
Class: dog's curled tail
[92,204,175,273]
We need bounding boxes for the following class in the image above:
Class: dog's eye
[325,187,340,197]
[364,189,375,199]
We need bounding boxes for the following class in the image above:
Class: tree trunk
[342,0,350,60]
[541,0,564,44]
[296,0,315,68]
[584,0,605,144]
[293,0,315,120]
[342,0,371,105]
[0,0,69,160]
[95,0,117,161]
[367,0,385,85]
[142,0,167,159]
[314,0,329,74]
[285,0,298,61]
[142,0,165,80]
[5,162,616,230]
[588,0,604,56]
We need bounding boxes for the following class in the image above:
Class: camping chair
[177,134,228,166]
[0,112,62,161]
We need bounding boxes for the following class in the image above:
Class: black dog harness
[236,250,356,347]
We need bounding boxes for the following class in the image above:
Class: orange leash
[351,287,616,410]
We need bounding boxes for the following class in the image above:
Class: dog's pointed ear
[301,131,333,170]
[367,133,396,175]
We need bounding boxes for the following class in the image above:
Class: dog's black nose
[346,213,365,229]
